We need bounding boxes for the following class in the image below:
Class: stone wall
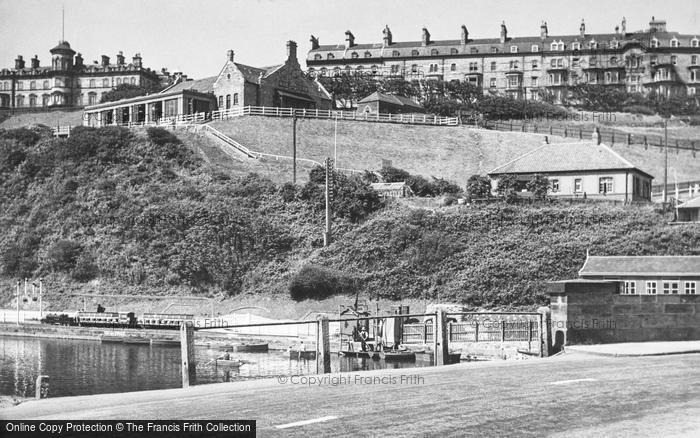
[548,280,700,346]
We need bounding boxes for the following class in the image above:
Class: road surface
[2,352,699,437]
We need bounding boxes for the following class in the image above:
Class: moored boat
[289,350,316,360]
[215,359,245,368]
[379,350,416,361]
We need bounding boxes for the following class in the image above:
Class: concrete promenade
[566,340,700,357]
[2,352,700,437]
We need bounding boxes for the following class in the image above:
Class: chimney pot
[226,50,234,62]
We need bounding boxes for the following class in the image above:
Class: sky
[1,0,699,79]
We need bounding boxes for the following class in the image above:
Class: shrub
[288,264,356,301]
[406,175,434,197]
[496,175,519,203]
[146,127,181,146]
[46,240,82,272]
[466,175,492,200]
[379,166,411,183]
[71,251,99,282]
[279,182,297,202]
[623,105,655,116]
[526,174,549,201]
[430,177,462,196]
[308,165,326,184]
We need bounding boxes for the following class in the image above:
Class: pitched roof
[358,92,422,109]
[678,196,700,209]
[234,62,283,83]
[370,182,410,190]
[579,256,700,277]
[162,76,217,94]
[487,141,654,179]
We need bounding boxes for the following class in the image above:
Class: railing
[478,119,699,154]
[200,124,259,159]
[51,126,71,137]
[211,106,459,126]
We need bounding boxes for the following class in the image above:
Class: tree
[379,166,411,183]
[100,83,163,103]
[526,174,550,201]
[466,175,492,200]
[496,175,519,203]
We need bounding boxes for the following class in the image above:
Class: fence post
[501,320,506,342]
[36,375,50,399]
[434,310,449,366]
[676,140,680,154]
[693,141,696,158]
[579,128,582,139]
[537,306,551,357]
[611,131,615,145]
[317,316,331,374]
[180,322,196,387]
[474,320,479,342]
[627,133,632,146]
[564,127,567,137]
[644,136,648,150]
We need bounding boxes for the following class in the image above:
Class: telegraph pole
[16,280,20,325]
[39,278,43,319]
[323,157,334,247]
[663,120,668,204]
[292,113,297,184]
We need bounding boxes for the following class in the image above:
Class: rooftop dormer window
[392,50,400,57]
[327,53,335,60]
[572,42,581,51]
[314,54,322,60]
[692,37,699,48]
[670,37,680,48]
[351,52,358,59]
[531,44,539,52]
[450,48,459,55]
[430,49,439,56]
[650,37,659,48]
[510,45,518,53]
[550,41,564,51]
[364,51,372,58]
[610,40,619,49]
[589,39,598,49]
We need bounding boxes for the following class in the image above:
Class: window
[42,94,50,107]
[233,93,239,105]
[218,96,223,108]
[354,66,361,74]
[531,77,538,87]
[30,81,36,90]
[364,51,372,58]
[490,61,496,71]
[670,38,679,48]
[509,60,519,70]
[572,58,580,68]
[692,55,698,65]
[451,48,459,55]
[17,82,23,90]
[491,47,499,53]
[225,94,231,109]
[116,78,121,85]
[510,45,518,53]
[411,50,419,56]
[29,95,36,107]
[551,179,560,192]
[344,66,351,75]
[428,63,438,73]
[650,38,659,48]
[333,67,341,76]
[450,63,456,72]
[650,55,658,66]
[508,76,519,88]
[692,71,698,82]
[692,38,700,48]
[671,56,677,65]
[610,40,619,49]
[572,42,581,51]
[610,57,618,65]
[16,95,24,106]
[490,78,496,88]
[88,92,97,105]
[430,49,439,56]
[470,48,478,54]
[314,54,322,61]
[599,177,613,194]
[320,67,327,75]
[411,64,418,73]
[89,79,95,88]
[532,60,539,70]
[371,65,378,74]
[392,50,400,57]
[327,53,335,60]
[623,281,637,295]
[645,281,657,295]
[351,52,358,59]
[391,64,400,74]
[103,78,109,87]
[589,40,598,49]
[469,62,479,72]
[685,281,697,295]
[130,77,136,85]
[531,44,539,52]
[589,56,597,67]
[663,281,679,294]
[574,178,582,193]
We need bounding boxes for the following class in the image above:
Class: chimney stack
[345,30,355,48]
[461,25,469,45]
[116,51,125,66]
[132,53,142,68]
[500,21,508,44]
[101,55,110,67]
[310,35,319,51]
[15,55,25,70]
[540,21,548,40]
[226,50,234,62]
[621,17,627,34]
[286,40,298,62]
[580,19,586,38]
[422,27,431,46]
[31,55,40,69]
[74,53,83,67]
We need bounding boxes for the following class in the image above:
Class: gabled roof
[234,62,283,83]
[370,181,410,190]
[678,196,700,209]
[487,141,654,179]
[358,92,422,109]
[162,76,217,94]
[579,256,700,277]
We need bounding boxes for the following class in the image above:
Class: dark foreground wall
[548,280,700,346]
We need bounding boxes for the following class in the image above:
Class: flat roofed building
[307,18,700,101]
[677,196,700,222]
[487,137,653,202]
[579,255,700,296]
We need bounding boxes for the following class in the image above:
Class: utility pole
[39,278,43,319]
[663,120,668,204]
[292,113,297,184]
[16,280,20,326]
[323,157,334,247]
[334,114,338,166]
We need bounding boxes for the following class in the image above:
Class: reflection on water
[0,336,432,398]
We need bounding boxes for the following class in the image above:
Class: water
[0,336,432,398]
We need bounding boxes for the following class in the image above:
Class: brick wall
[548,280,700,346]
